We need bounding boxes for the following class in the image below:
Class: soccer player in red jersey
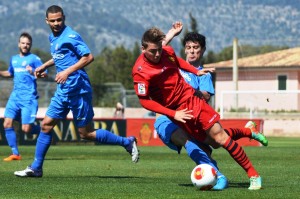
[132,27,262,190]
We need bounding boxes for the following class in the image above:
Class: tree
[87,45,137,106]
[189,12,198,33]
[0,59,8,70]
[180,12,199,58]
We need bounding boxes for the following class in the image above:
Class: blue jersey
[49,26,92,96]
[179,65,215,96]
[8,53,42,100]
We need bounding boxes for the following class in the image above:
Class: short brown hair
[19,32,32,44]
[46,5,64,17]
[141,27,165,48]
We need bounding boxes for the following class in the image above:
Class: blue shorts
[154,115,180,151]
[4,98,38,124]
[46,92,94,127]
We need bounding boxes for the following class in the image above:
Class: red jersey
[132,46,198,118]
[132,46,220,141]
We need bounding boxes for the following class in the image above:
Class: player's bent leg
[82,128,140,163]
[125,136,139,163]
[207,122,262,190]
[245,121,268,146]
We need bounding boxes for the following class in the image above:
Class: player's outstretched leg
[245,121,268,146]
[125,136,139,163]
[223,136,262,190]
[95,129,139,163]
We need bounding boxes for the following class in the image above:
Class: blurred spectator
[114,102,124,118]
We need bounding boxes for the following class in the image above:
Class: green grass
[0,137,299,199]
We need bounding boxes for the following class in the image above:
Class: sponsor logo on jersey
[14,68,27,72]
[52,53,65,59]
[138,83,146,95]
[22,61,27,67]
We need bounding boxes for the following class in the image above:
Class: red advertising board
[126,118,164,146]
[126,118,264,147]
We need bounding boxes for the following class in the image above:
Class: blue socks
[95,129,129,147]
[185,140,219,172]
[4,124,40,156]
[5,128,19,155]
[31,132,52,170]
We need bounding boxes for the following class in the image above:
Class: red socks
[224,128,252,140]
[223,137,259,178]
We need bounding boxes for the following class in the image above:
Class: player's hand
[55,70,69,84]
[34,66,46,78]
[174,108,193,123]
[196,67,215,76]
[171,21,183,36]
[203,67,215,73]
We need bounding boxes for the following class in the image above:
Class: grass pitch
[0,137,299,199]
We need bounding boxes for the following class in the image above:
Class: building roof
[205,47,300,68]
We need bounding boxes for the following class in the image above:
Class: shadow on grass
[179,182,249,189]
[97,176,143,179]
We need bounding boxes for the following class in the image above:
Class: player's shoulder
[65,26,82,40]
[133,54,145,69]
[163,45,175,54]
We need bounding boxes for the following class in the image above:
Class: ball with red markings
[191,164,217,190]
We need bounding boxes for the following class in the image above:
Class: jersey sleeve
[8,58,14,76]
[198,73,215,95]
[138,97,176,118]
[69,33,91,57]
[133,70,176,118]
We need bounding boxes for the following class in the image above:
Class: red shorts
[172,95,220,142]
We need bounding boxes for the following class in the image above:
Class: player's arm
[55,53,94,84]
[35,59,55,78]
[177,57,215,76]
[0,70,12,78]
[138,97,193,123]
[162,21,183,46]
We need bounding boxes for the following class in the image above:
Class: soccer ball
[191,164,217,190]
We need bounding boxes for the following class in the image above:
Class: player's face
[46,12,65,35]
[142,42,163,64]
[185,41,205,65]
[18,37,31,55]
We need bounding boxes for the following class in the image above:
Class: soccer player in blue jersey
[154,22,268,190]
[0,32,45,161]
[14,5,139,177]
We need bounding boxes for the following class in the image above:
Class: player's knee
[170,128,190,147]
[3,119,13,129]
[207,123,228,146]
[78,130,95,140]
